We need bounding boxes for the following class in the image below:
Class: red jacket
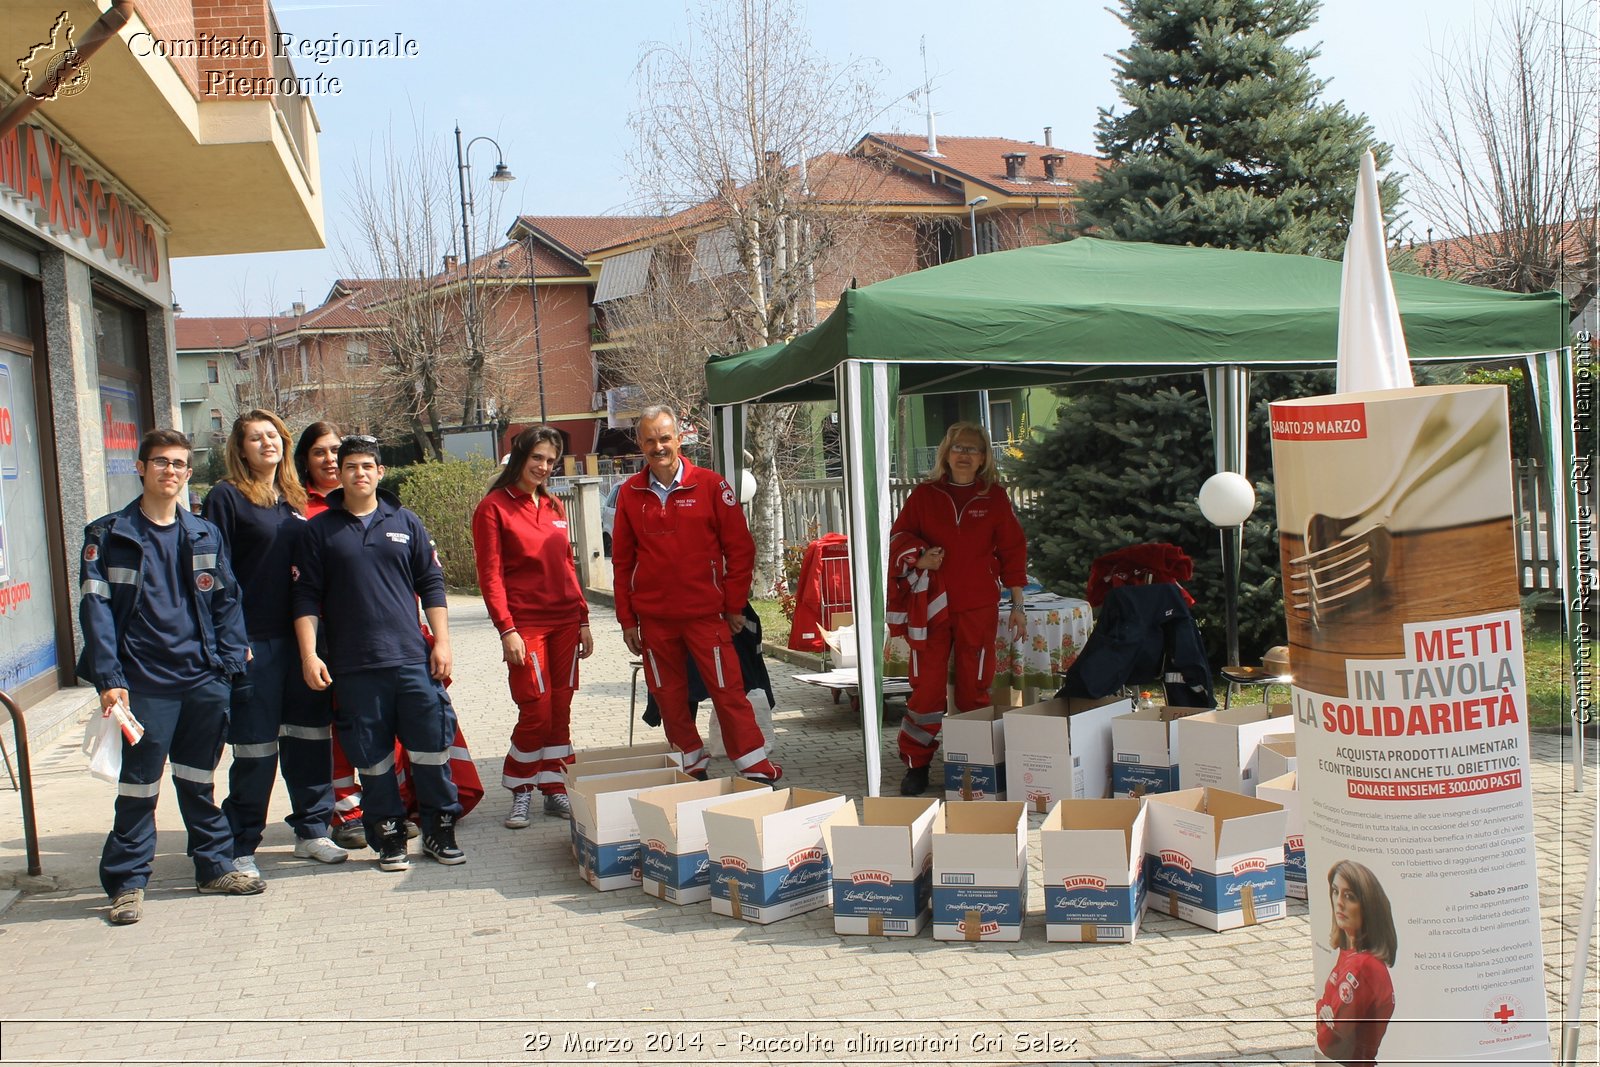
[889,478,1027,613]
[611,458,754,628]
[472,486,589,632]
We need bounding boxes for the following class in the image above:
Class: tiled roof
[862,133,1102,195]
[586,154,968,256]
[433,238,594,286]
[1413,218,1596,276]
[513,215,657,260]
[174,316,295,351]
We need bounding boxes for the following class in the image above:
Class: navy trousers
[222,635,335,855]
[99,676,234,896]
[332,662,460,834]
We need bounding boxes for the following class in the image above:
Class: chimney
[1002,152,1028,181]
[1041,153,1064,182]
[443,254,459,272]
[1043,126,1053,147]
[291,301,306,316]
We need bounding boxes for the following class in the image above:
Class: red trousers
[501,623,580,795]
[898,606,999,768]
[640,615,777,778]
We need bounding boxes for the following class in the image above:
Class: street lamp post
[454,124,514,425]
[968,194,991,435]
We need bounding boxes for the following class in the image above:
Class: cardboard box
[1175,704,1294,796]
[570,740,682,769]
[1256,771,1306,900]
[942,707,1006,800]
[931,801,1029,941]
[824,797,939,937]
[630,778,772,904]
[569,768,695,891]
[565,752,685,786]
[703,788,847,924]
[1257,738,1298,783]
[1143,787,1289,931]
[1111,704,1196,797]
[1040,798,1149,942]
[1004,695,1130,812]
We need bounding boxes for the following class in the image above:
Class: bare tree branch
[1404,0,1597,320]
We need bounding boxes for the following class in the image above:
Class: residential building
[584,132,1100,469]
[0,0,323,732]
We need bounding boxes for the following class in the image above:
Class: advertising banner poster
[1270,384,1550,1065]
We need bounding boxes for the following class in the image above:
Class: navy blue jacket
[77,500,250,693]
[291,489,447,673]
[201,480,305,640]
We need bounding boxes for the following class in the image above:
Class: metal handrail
[0,690,41,876]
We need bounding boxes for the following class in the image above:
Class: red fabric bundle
[1086,542,1195,607]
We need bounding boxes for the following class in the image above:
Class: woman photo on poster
[1316,859,1398,1066]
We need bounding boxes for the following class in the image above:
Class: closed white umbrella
[1335,150,1414,393]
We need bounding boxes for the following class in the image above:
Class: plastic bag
[82,700,143,783]
[82,708,123,783]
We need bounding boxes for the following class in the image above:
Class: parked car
[601,483,620,555]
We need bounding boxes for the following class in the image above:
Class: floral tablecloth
[880,594,1094,692]
[994,594,1094,690]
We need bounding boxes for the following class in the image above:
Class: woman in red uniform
[889,422,1027,796]
[473,426,592,826]
[1316,859,1397,1066]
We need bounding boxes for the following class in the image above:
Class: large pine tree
[1021,0,1399,663]
[1073,0,1392,256]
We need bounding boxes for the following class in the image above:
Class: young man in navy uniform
[80,428,265,926]
[291,435,462,871]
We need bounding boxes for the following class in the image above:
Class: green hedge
[397,457,499,591]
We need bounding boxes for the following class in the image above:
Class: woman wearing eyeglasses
[472,426,593,826]
[203,409,344,875]
[888,422,1027,796]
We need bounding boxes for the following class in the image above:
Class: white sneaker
[232,855,261,878]
[293,836,349,864]
[504,791,533,829]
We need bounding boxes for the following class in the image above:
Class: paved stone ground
[0,592,1594,1065]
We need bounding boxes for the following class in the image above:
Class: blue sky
[171,0,1499,316]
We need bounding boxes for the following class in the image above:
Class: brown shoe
[108,888,143,925]
[197,870,266,895]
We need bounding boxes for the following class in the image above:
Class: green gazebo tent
[705,238,1575,796]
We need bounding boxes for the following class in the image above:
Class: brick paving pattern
[0,593,1594,1065]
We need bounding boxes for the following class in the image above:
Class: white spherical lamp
[1197,471,1256,527]
[739,469,758,505]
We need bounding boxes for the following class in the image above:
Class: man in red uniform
[612,406,780,783]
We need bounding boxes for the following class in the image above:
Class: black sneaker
[376,819,410,872]
[899,764,931,797]
[422,814,466,865]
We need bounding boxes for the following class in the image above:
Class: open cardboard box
[1256,771,1306,900]
[931,801,1028,942]
[1111,703,1198,797]
[1004,694,1129,811]
[824,796,939,936]
[942,707,1007,801]
[1175,704,1294,796]
[569,768,696,891]
[703,788,847,924]
[1143,787,1288,931]
[630,778,772,904]
[1040,798,1148,943]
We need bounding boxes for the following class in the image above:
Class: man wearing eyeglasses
[79,429,262,926]
[291,435,463,871]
